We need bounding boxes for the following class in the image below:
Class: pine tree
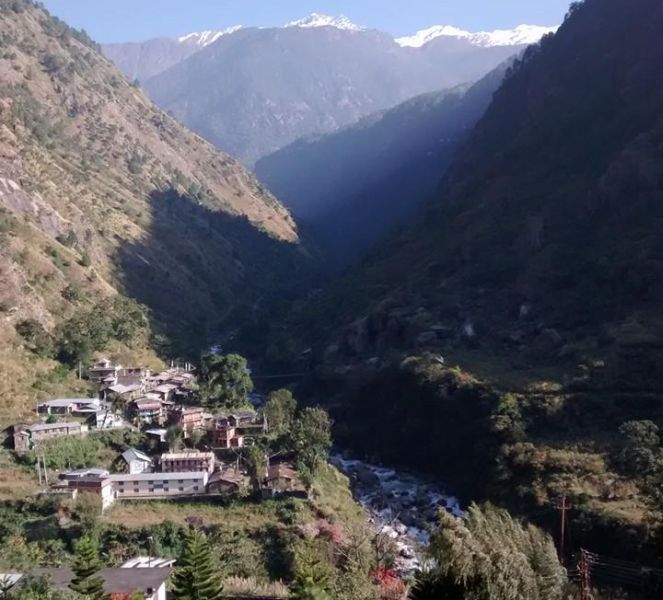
[70,535,105,600]
[172,529,224,600]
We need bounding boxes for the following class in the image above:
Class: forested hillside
[290,0,663,572]
[315,0,663,367]
[0,0,310,423]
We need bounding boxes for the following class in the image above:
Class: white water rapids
[331,454,463,576]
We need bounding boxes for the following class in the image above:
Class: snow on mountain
[285,13,365,31]
[396,24,558,48]
[178,26,242,47]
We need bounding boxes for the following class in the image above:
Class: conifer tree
[172,529,224,600]
[70,535,105,600]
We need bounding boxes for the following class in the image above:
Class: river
[331,454,462,576]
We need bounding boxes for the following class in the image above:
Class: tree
[264,389,297,435]
[490,394,526,443]
[70,536,104,600]
[243,445,267,493]
[426,503,566,600]
[172,529,224,600]
[9,575,77,600]
[291,408,332,481]
[617,420,661,476]
[166,425,184,452]
[200,353,253,411]
[409,569,465,600]
[290,556,332,600]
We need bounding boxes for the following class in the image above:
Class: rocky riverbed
[331,455,462,576]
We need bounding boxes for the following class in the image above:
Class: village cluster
[10,359,301,510]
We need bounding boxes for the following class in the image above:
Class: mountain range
[103,15,555,165]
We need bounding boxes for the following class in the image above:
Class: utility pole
[579,549,592,600]
[42,455,49,485]
[554,495,572,561]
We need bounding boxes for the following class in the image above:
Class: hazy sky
[41,0,573,44]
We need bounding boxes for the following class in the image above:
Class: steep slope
[317,0,663,367]
[291,0,663,560]
[256,65,507,263]
[0,0,307,422]
[140,25,534,165]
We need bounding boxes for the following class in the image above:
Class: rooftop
[98,567,172,593]
[38,398,99,408]
[161,452,214,460]
[122,448,153,464]
[120,556,176,569]
[109,471,208,482]
[20,422,83,433]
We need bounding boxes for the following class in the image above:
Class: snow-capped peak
[178,26,242,47]
[285,13,364,32]
[396,24,558,48]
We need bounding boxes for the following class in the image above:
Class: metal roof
[120,557,176,569]
[109,471,208,482]
[121,448,153,464]
[38,398,98,408]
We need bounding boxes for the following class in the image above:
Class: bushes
[15,319,54,358]
[55,295,149,366]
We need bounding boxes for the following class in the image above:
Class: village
[8,358,305,511]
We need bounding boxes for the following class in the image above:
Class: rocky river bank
[331,455,463,576]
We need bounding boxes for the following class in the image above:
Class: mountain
[255,63,508,264]
[103,16,552,165]
[284,13,365,31]
[314,0,663,371]
[0,0,309,422]
[395,24,558,48]
[102,26,242,82]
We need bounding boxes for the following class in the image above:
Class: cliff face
[0,0,308,421]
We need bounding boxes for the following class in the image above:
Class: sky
[41,0,573,44]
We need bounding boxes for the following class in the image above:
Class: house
[210,419,244,449]
[160,451,215,474]
[207,468,244,495]
[109,471,209,498]
[130,397,166,425]
[13,422,88,452]
[98,568,170,600]
[152,383,178,403]
[37,398,100,416]
[265,462,299,493]
[60,468,109,481]
[88,359,119,383]
[171,406,204,433]
[145,428,168,444]
[121,448,153,474]
[95,408,127,430]
[22,567,171,600]
[103,383,143,403]
[61,473,115,510]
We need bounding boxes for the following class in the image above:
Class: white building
[121,448,153,474]
[110,472,209,498]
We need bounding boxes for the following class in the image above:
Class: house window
[194,486,199,491]
[179,487,184,492]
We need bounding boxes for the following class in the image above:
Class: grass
[102,497,312,529]
[0,450,38,501]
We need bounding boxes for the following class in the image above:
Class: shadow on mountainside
[115,188,316,358]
